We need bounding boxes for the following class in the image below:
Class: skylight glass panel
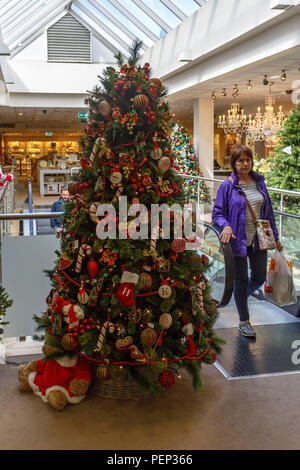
[171,0,200,16]
[72,3,129,56]
[94,0,155,47]
[140,0,181,28]
[117,0,167,37]
[85,0,135,48]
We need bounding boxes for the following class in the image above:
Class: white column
[193,97,214,179]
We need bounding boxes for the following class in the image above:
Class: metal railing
[180,174,300,239]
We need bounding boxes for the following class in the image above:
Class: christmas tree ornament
[182,320,197,356]
[129,344,147,362]
[96,362,111,380]
[140,327,157,346]
[75,244,92,273]
[112,107,122,120]
[59,253,73,270]
[87,259,99,279]
[159,369,175,388]
[95,320,115,352]
[133,94,149,110]
[159,313,173,329]
[171,238,186,253]
[157,156,171,173]
[158,281,172,299]
[116,271,139,307]
[98,100,111,116]
[138,272,152,291]
[61,333,78,351]
[77,285,89,304]
[89,202,100,223]
[188,253,203,265]
[55,297,85,329]
[150,147,163,160]
[150,78,162,91]
[111,181,124,202]
[110,166,122,184]
[196,280,205,315]
[116,335,133,352]
[128,308,142,323]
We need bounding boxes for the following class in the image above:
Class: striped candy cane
[89,202,100,223]
[150,226,163,252]
[75,244,92,273]
[196,281,205,315]
[112,182,123,202]
[90,137,101,163]
[95,321,115,352]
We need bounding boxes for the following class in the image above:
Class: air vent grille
[47,13,91,63]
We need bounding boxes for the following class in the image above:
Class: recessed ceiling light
[18,112,23,116]
[270,75,280,79]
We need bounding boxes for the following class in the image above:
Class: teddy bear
[54,296,84,329]
[18,354,92,411]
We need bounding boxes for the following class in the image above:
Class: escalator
[198,223,234,307]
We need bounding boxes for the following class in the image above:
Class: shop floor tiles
[215,322,300,379]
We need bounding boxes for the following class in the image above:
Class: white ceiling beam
[106,0,160,43]
[74,0,131,52]
[69,8,121,56]
[130,0,172,33]
[159,0,187,21]
[87,0,142,47]
[9,1,72,53]
[5,0,72,44]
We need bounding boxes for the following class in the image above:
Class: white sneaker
[238,321,256,338]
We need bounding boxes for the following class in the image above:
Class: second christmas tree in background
[171,122,211,204]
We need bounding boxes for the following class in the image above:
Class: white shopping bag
[264,250,297,307]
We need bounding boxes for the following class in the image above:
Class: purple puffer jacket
[212,171,279,257]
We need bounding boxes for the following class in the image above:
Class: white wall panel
[2,234,60,338]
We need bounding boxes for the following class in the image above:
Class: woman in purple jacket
[212,145,282,338]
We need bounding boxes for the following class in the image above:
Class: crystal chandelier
[217,103,247,134]
[246,94,285,142]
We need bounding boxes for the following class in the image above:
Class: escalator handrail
[203,222,235,308]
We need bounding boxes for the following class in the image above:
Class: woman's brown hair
[230,144,254,172]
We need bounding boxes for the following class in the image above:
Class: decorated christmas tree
[0,285,13,340]
[265,103,300,214]
[19,42,223,410]
[171,123,211,203]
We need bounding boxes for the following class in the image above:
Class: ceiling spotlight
[211,91,216,100]
[222,88,227,96]
[247,80,252,90]
[281,69,287,81]
[263,75,269,86]
[233,84,239,93]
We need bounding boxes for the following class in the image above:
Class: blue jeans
[233,246,268,322]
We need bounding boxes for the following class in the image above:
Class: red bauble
[171,238,186,253]
[87,259,99,279]
[159,370,176,388]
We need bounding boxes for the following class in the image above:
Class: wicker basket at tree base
[90,366,165,400]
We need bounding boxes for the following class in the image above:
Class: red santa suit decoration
[27,355,92,406]
[55,297,85,329]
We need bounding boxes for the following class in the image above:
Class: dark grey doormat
[215,322,300,379]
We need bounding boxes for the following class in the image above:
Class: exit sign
[45,131,53,136]
[78,112,88,122]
